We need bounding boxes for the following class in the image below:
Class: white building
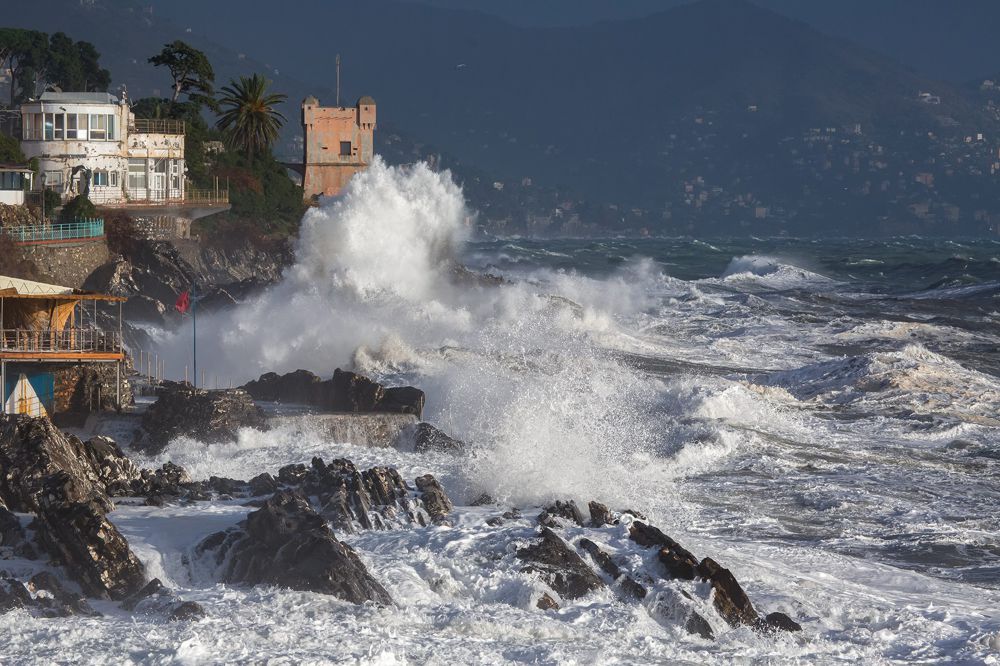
[0,165,32,206]
[19,92,185,205]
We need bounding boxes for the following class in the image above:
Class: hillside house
[0,165,33,206]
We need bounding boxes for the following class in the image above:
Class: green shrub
[59,194,98,223]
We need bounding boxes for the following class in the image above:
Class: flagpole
[192,283,198,389]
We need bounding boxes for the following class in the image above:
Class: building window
[90,114,107,140]
[110,171,119,187]
[66,114,77,140]
[127,159,147,191]
[340,141,352,156]
[0,172,24,190]
[171,161,180,190]
[44,171,63,189]
[108,114,117,141]
[93,170,109,187]
[23,113,43,140]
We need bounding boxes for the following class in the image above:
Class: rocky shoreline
[0,375,801,639]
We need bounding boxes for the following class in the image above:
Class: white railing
[0,328,123,355]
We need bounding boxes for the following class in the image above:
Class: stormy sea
[5,160,999,663]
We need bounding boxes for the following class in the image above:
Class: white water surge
[7,160,998,663]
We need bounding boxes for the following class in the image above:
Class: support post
[1,360,6,416]
[116,361,121,412]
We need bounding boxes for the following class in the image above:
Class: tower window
[340,141,352,156]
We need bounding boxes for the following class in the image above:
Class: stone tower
[301,95,377,201]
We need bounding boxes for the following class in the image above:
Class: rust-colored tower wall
[302,96,376,201]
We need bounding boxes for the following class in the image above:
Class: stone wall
[20,239,111,289]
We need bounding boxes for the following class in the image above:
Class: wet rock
[0,578,33,612]
[248,473,279,496]
[588,501,614,527]
[470,493,495,506]
[410,422,465,455]
[169,600,207,621]
[0,505,36,559]
[32,482,145,600]
[538,500,585,527]
[579,537,647,601]
[685,612,715,639]
[134,387,266,454]
[331,369,385,413]
[414,474,453,525]
[628,522,699,580]
[27,571,99,616]
[196,491,392,605]
[536,592,559,610]
[0,416,109,513]
[763,611,802,633]
[696,557,759,628]
[243,369,323,405]
[516,527,604,600]
[78,436,141,495]
[378,386,426,418]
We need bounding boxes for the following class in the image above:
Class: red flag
[175,290,190,314]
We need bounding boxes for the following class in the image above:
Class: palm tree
[215,73,286,157]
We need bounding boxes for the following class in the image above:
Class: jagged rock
[588,501,614,527]
[169,600,207,621]
[331,369,385,412]
[539,500,585,527]
[410,422,465,455]
[121,577,205,620]
[32,482,145,600]
[686,612,715,639]
[196,491,392,605]
[248,473,279,496]
[0,578,33,613]
[579,537,647,601]
[470,493,495,506]
[243,369,323,405]
[536,592,559,610]
[79,436,142,495]
[0,505,36,559]
[516,527,604,600]
[27,571,99,616]
[276,457,445,533]
[378,386,425,418]
[414,474,453,525]
[696,557,759,628]
[0,416,109,513]
[628,521,699,580]
[134,386,266,454]
[763,611,802,632]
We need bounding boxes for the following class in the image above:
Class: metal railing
[1,328,123,355]
[184,188,231,205]
[0,218,105,244]
[130,118,185,135]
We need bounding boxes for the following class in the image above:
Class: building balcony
[129,118,185,135]
[0,327,124,362]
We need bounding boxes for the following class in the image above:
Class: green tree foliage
[0,134,26,164]
[59,194,97,223]
[0,29,109,106]
[148,41,215,109]
[216,74,286,157]
[0,28,47,107]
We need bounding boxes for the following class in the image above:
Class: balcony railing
[1,328,123,356]
[130,118,185,135]
[1,219,105,244]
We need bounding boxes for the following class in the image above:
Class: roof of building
[38,91,119,105]
[357,95,376,106]
[0,275,127,301]
[303,95,320,106]
[0,164,33,174]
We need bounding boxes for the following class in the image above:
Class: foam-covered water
[12,160,999,663]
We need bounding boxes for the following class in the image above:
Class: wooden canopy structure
[1,275,126,416]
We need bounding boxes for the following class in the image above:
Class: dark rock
[579,538,646,601]
[696,557,759,628]
[78,436,141,496]
[588,501,614,527]
[470,493,495,506]
[628,522,700,580]
[248,473,279,496]
[516,527,604,600]
[378,386,426,418]
[28,571,99,616]
[0,416,109,513]
[0,505,36,559]
[135,387,266,454]
[32,483,145,600]
[331,369,384,413]
[685,612,715,639]
[763,611,802,632]
[414,474,453,525]
[277,463,309,485]
[0,578,32,612]
[536,592,559,610]
[243,369,323,405]
[206,476,246,496]
[196,491,391,605]
[539,500,585,527]
[169,601,207,621]
[410,422,464,455]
